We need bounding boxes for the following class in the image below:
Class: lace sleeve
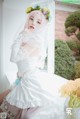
[21,35,42,57]
[10,32,43,63]
[10,33,23,62]
[18,37,41,59]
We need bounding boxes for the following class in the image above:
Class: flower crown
[26,5,50,21]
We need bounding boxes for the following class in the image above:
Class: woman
[0,5,67,119]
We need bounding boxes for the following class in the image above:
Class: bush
[74,61,80,79]
[75,56,80,61]
[65,11,80,28]
[55,40,75,80]
[66,40,78,51]
[65,26,77,36]
[65,11,80,41]
[66,40,80,59]
[76,31,80,40]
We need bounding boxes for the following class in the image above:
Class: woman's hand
[21,42,29,51]
[21,42,39,57]
[21,42,27,47]
[17,72,23,79]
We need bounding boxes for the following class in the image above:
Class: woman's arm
[0,89,11,104]
[10,31,42,62]
[20,42,40,57]
[10,33,23,62]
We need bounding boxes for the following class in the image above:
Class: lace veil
[12,0,54,69]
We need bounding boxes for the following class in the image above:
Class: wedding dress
[1,29,68,119]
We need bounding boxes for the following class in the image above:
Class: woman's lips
[29,26,34,29]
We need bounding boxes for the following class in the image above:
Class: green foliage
[66,40,79,51]
[74,61,80,79]
[65,11,80,40]
[76,32,80,40]
[75,56,80,61]
[55,40,75,80]
[65,11,80,28]
[66,40,80,60]
[65,26,77,36]
[68,94,80,108]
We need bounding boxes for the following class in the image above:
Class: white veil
[31,0,55,71]
[12,0,54,70]
[30,0,54,71]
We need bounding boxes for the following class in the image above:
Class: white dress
[6,29,68,119]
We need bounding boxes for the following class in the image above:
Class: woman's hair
[25,5,50,21]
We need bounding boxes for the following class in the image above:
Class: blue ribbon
[14,78,21,85]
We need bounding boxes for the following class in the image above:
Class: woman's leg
[0,89,11,104]
[0,108,2,112]
[0,98,22,118]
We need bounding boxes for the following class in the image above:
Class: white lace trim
[6,97,54,109]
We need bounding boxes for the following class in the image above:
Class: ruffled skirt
[0,71,67,119]
[0,97,66,119]
[5,70,67,109]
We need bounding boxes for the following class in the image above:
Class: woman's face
[27,11,47,32]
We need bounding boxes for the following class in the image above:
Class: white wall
[0,0,2,77]
[0,0,10,93]
[3,0,34,73]
[0,0,3,92]
[0,0,32,92]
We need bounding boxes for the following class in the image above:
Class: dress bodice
[17,57,38,74]
[10,29,47,65]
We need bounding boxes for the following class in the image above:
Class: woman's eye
[30,18,34,21]
[37,21,41,24]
